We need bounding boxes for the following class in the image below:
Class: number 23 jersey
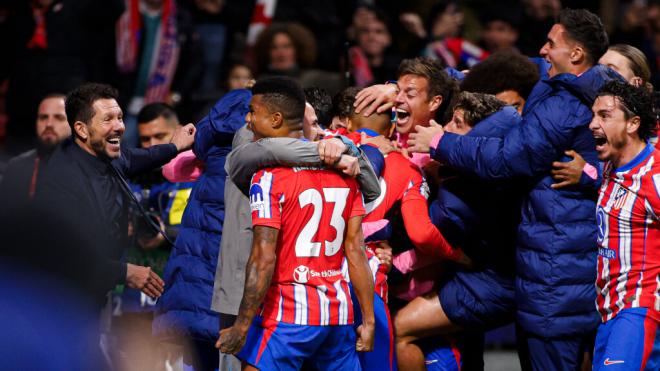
[249,167,366,326]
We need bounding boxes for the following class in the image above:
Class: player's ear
[271,111,284,129]
[627,115,641,135]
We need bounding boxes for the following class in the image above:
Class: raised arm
[216,225,278,354]
[228,137,381,203]
[430,98,592,181]
[344,214,375,352]
[118,123,195,176]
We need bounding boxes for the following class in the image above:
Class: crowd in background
[1,0,659,154]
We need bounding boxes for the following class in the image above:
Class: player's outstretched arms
[216,226,278,354]
[344,215,375,352]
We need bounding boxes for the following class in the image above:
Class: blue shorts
[417,336,461,371]
[353,292,396,371]
[237,317,360,371]
[593,308,660,371]
[438,268,515,330]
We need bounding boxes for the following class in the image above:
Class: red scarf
[116,0,180,103]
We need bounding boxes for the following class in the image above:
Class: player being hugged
[590,81,660,371]
[216,76,375,370]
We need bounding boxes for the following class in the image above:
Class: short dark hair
[460,52,539,100]
[597,80,655,141]
[304,87,333,128]
[334,87,361,119]
[252,76,306,127]
[65,83,119,132]
[137,103,179,125]
[453,92,505,127]
[398,57,458,122]
[557,8,608,66]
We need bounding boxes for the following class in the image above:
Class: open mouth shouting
[395,108,411,126]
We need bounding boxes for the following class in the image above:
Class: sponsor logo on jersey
[293,265,310,283]
[612,186,629,210]
[603,358,625,366]
[598,247,616,259]
[250,183,265,211]
[596,206,606,244]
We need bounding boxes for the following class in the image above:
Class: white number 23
[295,187,350,258]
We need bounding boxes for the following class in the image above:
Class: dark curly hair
[557,8,609,66]
[597,80,655,141]
[253,22,317,76]
[65,83,119,132]
[452,92,505,127]
[333,87,361,120]
[460,52,539,100]
[304,87,333,128]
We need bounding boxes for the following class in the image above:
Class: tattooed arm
[216,225,279,354]
[344,215,375,352]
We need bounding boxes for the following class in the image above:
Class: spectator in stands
[420,1,489,69]
[185,0,228,94]
[408,9,620,371]
[516,0,562,56]
[348,7,400,87]
[478,4,521,54]
[0,0,123,144]
[226,64,254,91]
[0,93,69,210]
[115,0,202,148]
[253,22,342,93]
[460,52,540,113]
[253,22,316,79]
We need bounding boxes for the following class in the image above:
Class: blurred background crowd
[1,0,659,157]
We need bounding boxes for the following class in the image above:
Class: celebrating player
[589,81,660,371]
[216,77,375,370]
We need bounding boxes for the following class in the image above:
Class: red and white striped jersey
[250,166,365,326]
[596,144,660,322]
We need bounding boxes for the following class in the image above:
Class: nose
[114,118,126,134]
[394,89,405,104]
[539,43,548,57]
[588,117,600,131]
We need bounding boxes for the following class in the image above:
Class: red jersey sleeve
[349,180,366,219]
[249,169,284,229]
[401,169,462,261]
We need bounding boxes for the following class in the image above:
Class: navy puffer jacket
[434,65,622,338]
[430,106,522,273]
[153,90,251,341]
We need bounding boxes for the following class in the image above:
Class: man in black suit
[36,82,195,304]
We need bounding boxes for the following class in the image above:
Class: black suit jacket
[36,139,177,301]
